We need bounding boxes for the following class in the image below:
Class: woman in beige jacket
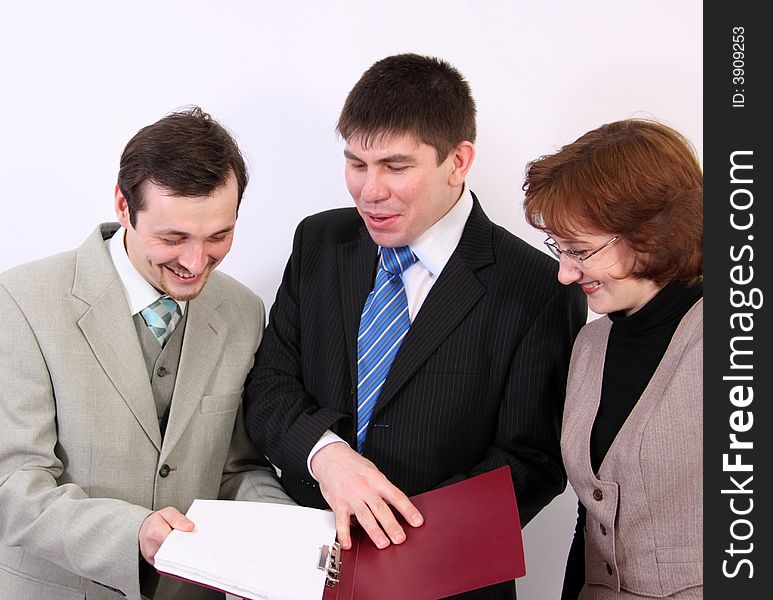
[523,119,703,599]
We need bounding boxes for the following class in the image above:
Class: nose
[557,254,582,285]
[178,242,208,274]
[361,171,389,203]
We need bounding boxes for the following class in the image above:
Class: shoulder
[485,222,584,312]
[679,297,703,341]
[490,223,558,275]
[0,249,77,302]
[576,315,613,345]
[672,298,703,368]
[466,193,557,279]
[1,223,117,300]
[301,206,361,228]
[567,316,611,371]
[295,208,363,245]
[199,271,264,342]
[565,317,611,378]
[206,270,263,312]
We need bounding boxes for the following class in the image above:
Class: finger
[139,515,168,564]
[367,497,406,544]
[383,488,424,528]
[145,513,172,545]
[159,507,195,532]
[353,503,390,549]
[334,509,352,550]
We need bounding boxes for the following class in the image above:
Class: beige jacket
[0,224,293,600]
[561,300,703,599]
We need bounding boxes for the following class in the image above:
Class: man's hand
[138,506,195,564]
[311,442,423,550]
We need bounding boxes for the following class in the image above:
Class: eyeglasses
[543,235,620,264]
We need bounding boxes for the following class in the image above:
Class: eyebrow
[343,150,416,165]
[547,232,585,244]
[155,226,234,237]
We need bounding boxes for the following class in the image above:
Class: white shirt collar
[108,227,186,316]
[408,185,473,277]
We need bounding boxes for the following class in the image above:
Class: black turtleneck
[561,281,703,600]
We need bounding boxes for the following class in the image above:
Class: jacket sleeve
[217,291,297,507]
[243,218,350,483]
[441,281,587,526]
[500,282,587,524]
[0,282,150,600]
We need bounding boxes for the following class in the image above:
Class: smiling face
[344,133,473,248]
[115,173,238,301]
[551,231,662,315]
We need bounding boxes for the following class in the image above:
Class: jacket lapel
[376,196,495,415]
[74,224,162,450]
[338,227,379,392]
[598,299,703,475]
[160,280,227,455]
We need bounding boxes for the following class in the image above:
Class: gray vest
[133,308,188,437]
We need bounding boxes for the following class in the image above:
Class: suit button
[592,488,603,501]
[159,464,171,477]
[600,524,607,536]
[604,562,613,575]
[157,366,168,377]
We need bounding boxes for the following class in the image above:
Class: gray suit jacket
[561,300,703,599]
[0,224,292,600]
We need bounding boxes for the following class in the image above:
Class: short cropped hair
[117,106,248,227]
[523,119,703,286]
[336,53,476,164]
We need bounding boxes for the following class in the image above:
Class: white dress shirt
[108,227,186,317]
[308,187,474,476]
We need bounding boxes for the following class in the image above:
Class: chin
[369,232,408,248]
[588,301,612,316]
[169,290,203,302]
[162,280,208,302]
[159,268,213,302]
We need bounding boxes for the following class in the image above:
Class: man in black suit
[244,54,586,597]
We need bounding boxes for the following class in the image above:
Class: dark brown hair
[117,106,248,226]
[523,119,702,286]
[336,53,476,164]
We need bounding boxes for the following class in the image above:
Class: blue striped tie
[356,246,416,453]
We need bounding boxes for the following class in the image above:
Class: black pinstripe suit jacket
[245,194,586,526]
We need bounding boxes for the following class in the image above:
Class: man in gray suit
[0,107,291,599]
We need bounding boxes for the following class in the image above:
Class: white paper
[154,500,337,600]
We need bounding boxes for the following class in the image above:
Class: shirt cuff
[307,430,349,480]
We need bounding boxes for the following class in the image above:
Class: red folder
[322,466,525,600]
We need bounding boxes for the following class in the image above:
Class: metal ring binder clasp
[318,542,342,587]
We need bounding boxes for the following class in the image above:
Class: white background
[0,2,701,598]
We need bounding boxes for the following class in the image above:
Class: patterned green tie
[140,297,182,346]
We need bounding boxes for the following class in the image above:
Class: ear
[447,141,475,187]
[114,185,131,229]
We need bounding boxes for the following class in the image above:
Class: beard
[158,260,216,301]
